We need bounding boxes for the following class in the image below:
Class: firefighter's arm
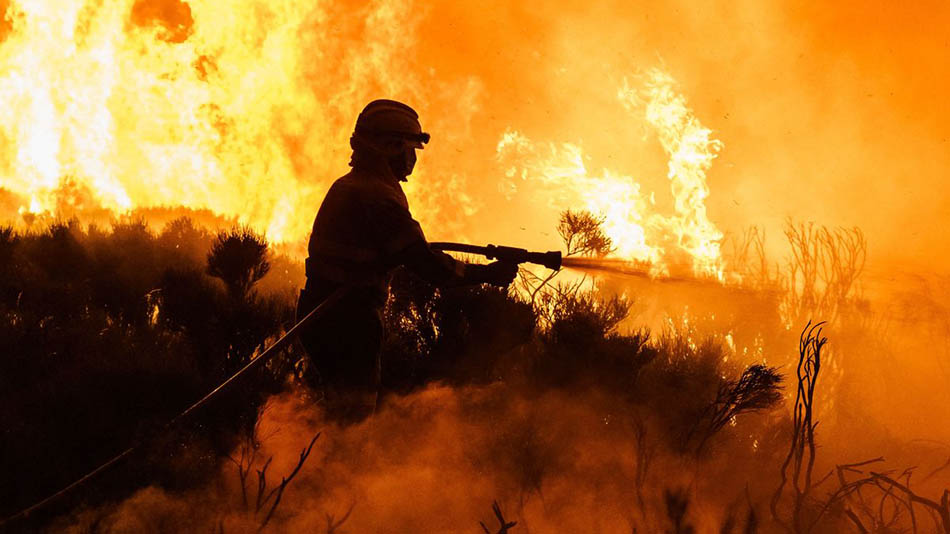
[390,241,517,288]
[375,195,516,287]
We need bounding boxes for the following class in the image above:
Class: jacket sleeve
[389,241,469,286]
[369,197,468,285]
[371,190,502,287]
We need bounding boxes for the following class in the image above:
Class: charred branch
[557,209,615,258]
[480,500,517,534]
[325,502,355,534]
[523,209,613,310]
[693,363,783,454]
[257,432,320,532]
[783,221,866,325]
[770,321,827,534]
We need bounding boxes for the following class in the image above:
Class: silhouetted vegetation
[1,210,939,533]
[206,227,271,300]
[1,215,790,531]
[0,218,292,527]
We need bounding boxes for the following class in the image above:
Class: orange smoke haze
[1,0,947,273]
[57,387,771,533]
[56,383,950,533]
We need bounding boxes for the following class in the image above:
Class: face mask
[388,144,417,181]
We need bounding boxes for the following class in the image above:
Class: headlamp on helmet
[354,99,430,148]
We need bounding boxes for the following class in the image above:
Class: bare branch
[771,321,827,534]
[258,433,321,531]
[480,500,517,534]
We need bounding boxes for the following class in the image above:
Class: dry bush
[158,216,214,267]
[782,221,866,326]
[725,225,778,289]
[692,363,783,454]
[802,457,950,534]
[537,282,631,338]
[723,220,867,328]
[0,220,294,524]
[207,227,271,299]
[520,209,613,308]
[226,417,322,531]
[557,209,614,257]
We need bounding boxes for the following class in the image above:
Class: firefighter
[296,99,518,424]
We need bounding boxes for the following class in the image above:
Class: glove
[467,261,519,287]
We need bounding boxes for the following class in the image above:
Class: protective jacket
[303,162,465,307]
[296,159,468,422]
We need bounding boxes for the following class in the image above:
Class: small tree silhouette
[521,209,615,307]
[159,216,213,267]
[557,209,614,257]
[206,227,271,299]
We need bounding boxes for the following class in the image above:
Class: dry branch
[258,432,320,531]
[325,502,355,534]
[770,321,827,534]
[694,363,783,453]
[480,501,517,534]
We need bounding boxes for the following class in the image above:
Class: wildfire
[0,0,723,277]
[496,69,723,278]
[0,0,356,242]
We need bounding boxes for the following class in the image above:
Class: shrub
[206,227,271,299]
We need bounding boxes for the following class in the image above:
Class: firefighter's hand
[480,260,519,287]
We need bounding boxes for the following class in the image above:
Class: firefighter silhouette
[297,99,518,423]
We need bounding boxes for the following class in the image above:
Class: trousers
[296,284,383,424]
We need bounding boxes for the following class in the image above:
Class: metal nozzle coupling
[525,250,562,271]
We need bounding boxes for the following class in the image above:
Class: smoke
[55,384,783,533]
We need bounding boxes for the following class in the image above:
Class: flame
[633,69,724,277]
[0,1,721,276]
[496,69,723,277]
[496,131,660,265]
[0,0,437,243]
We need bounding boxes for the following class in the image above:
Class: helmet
[354,99,430,148]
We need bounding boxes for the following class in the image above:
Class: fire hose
[0,288,349,528]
